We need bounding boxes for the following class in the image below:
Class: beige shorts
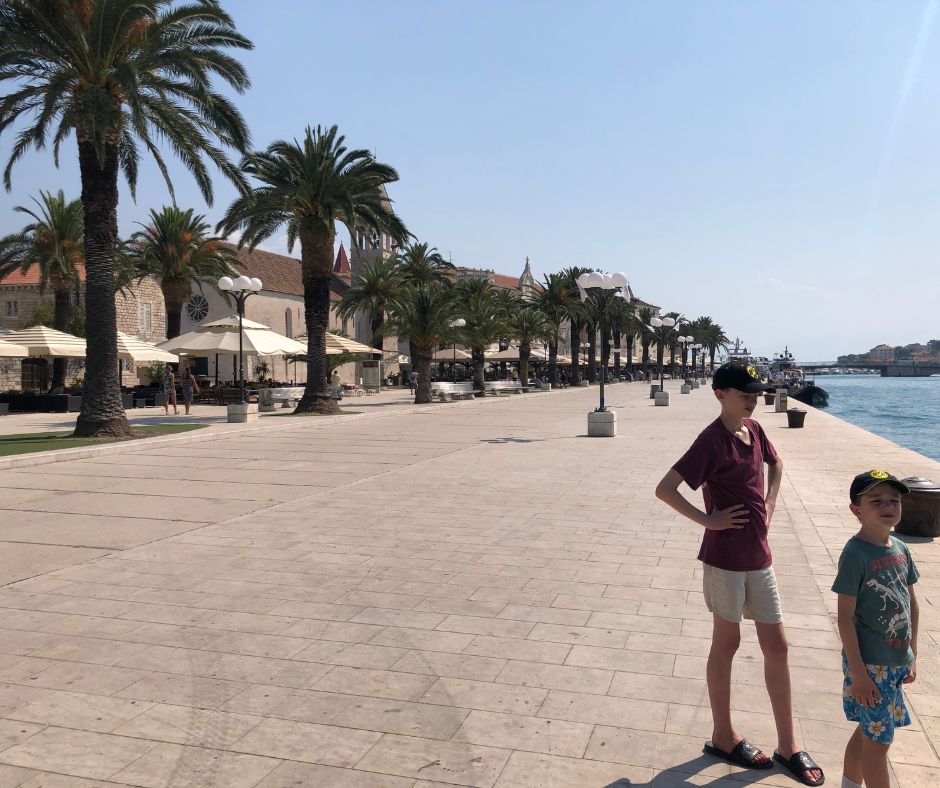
[702,564,783,624]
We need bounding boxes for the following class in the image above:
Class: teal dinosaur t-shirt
[832,536,919,666]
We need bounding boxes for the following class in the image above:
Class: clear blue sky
[2,1,939,360]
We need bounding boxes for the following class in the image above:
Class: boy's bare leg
[755,622,823,783]
[707,614,742,751]
[843,726,864,785]
[861,737,890,788]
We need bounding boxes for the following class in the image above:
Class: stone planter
[649,385,659,399]
[896,477,940,538]
[681,384,691,394]
[691,380,700,389]
[587,409,617,437]
[763,392,775,405]
[654,391,670,406]
[774,391,789,412]
[227,402,259,423]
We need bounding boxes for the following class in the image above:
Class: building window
[186,294,209,322]
[138,302,152,333]
[285,308,293,338]
[4,300,17,317]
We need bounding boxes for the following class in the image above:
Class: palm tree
[394,241,454,286]
[218,125,408,415]
[607,296,634,378]
[455,277,507,397]
[561,267,592,385]
[124,206,236,339]
[506,297,553,387]
[636,306,656,375]
[336,256,399,352]
[0,190,83,389]
[534,272,577,385]
[0,0,252,437]
[700,318,730,375]
[383,284,459,404]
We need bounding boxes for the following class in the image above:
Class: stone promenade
[0,383,938,787]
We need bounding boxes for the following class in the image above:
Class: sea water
[815,374,940,463]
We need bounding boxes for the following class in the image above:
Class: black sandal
[774,750,825,786]
[703,739,773,769]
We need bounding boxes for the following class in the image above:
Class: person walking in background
[162,364,178,415]
[408,369,417,394]
[179,368,200,416]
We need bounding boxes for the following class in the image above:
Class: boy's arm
[837,593,880,706]
[765,458,783,526]
[655,469,748,531]
[905,586,919,683]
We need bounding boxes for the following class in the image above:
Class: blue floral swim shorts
[842,652,911,744]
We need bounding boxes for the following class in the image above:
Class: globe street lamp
[218,275,262,404]
[449,318,466,382]
[576,271,629,436]
[690,343,703,386]
[649,315,676,393]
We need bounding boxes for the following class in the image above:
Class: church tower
[518,257,538,301]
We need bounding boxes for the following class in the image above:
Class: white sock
[842,777,862,788]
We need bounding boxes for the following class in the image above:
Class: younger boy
[655,361,823,786]
[833,471,919,788]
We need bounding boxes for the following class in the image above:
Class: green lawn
[0,424,206,457]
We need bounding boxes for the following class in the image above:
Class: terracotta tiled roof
[492,273,521,291]
[222,242,347,302]
[0,263,86,286]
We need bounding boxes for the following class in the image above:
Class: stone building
[0,266,167,390]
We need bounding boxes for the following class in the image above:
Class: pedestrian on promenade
[408,369,417,394]
[179,368,200,415]
[162,364,178,415]
[655,361,824,786]
[833,471,919,788]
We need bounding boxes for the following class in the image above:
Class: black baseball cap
[850,470,910,503]
[711,361,773,393]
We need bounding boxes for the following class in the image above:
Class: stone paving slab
[0,382,938,786]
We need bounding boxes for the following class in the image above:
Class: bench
[259,386,306,411]
[484,381,524,396]
[431,381,480,401]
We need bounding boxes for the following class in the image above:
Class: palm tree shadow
[602,754,785,787]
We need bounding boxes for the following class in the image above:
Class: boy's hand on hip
[903,660,916,684]
[851,673,881,707]
[704,505,748,531]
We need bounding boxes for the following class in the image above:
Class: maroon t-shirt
[672,417,779,571]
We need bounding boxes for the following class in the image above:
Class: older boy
[833,471,918,788]
[655,361,823,786]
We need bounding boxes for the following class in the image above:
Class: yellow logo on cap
[870,470,889,479]
[746,365,758,379]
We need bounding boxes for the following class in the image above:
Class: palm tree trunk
[414,344,433,404]
[472,347,485,397]
[548,335,558,385]
[642,340,651,372]
[51,282,73,390]
[296,220,341,414]
[370,313,383,351]
[569,321,581,385]
[656,341,664,381]
[612,330,621,376]
[162,278,190,340]
[74,140,133,438]
[520,342,530,389]
[626,335,635,374]
[709,347,716,375]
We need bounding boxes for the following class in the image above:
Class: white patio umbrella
[0,338,29,357]
[4,325,86,357]
[295,331,382,356]
[431,347,472,362]
[116,331,178,363]
[159,323,305,356]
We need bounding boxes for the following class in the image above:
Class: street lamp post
[449,318,466,382]
[649,316,676,393]
[690,343,703,387]
[218,275,262,404]
[575,271,629,436]
[677,335,694,380]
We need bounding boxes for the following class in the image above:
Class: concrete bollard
[681,384,691,394]
[691,380,700,389]
[774,391,788,413]
[649,385,659,399]
[587,409,617,437]
[654,391,670,406]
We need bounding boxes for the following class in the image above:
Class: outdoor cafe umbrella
[116,331,178,363]
[159,316,306,356]
[3,325,86,357]
[0,337,28,357]
[431,347,472,362]
[295,331,383,356]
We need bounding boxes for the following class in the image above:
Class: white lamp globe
[234,275,252,291]
[585,272,605,289]
[600,273,613,288]
[688,336,695,344]
[650,317,663,328]
[218,276,233,291]
[662,317,676,328]
[609,272,627,287]
[249,277,263,292]
[576,273,592,288]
